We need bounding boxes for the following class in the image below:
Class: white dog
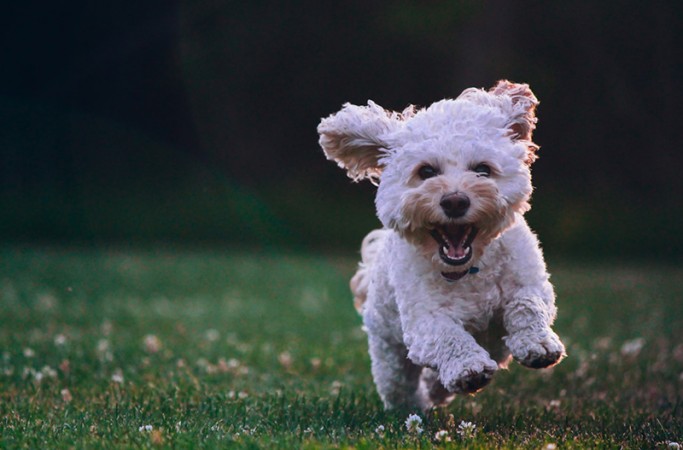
[318,80,566,410]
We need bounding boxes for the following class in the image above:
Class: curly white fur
[319,80,566,410]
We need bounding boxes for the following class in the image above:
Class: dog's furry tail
[350,228,389,314]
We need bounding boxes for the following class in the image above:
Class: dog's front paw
[506,328,566,369]
[441,357,498,394]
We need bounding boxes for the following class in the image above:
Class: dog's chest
[390,268,506,333]
[433,274,504,331]
[385,232,511,332]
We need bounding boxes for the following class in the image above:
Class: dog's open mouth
[429,224,479,266]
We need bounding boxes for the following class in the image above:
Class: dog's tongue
[430,225,477,267]
[444,226,469,258]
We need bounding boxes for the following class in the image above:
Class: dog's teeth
[459,227,471,247]
[441,233,449,246]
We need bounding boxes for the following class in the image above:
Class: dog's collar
[441,266,479,282]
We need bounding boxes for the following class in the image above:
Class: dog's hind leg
[418,367,455,408]
[367,334,425,410]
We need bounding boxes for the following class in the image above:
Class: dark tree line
[2,1,682,251]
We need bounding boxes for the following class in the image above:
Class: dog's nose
[440,192,470,218]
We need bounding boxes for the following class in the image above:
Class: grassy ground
[1,246,682,448]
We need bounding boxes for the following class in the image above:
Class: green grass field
[1,246,682,448]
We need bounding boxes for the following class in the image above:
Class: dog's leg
[402,316,499,396]
[418,367,454,407]
[367,333,425,410]
[503,296,566,368]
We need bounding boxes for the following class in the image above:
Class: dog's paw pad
[443,360,497,395]
[520,348,565,368]
[453,369,494,394]
[507,330,566,369]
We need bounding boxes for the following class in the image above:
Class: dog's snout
[440,192,470,218]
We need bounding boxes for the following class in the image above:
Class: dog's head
[319,80,540,278]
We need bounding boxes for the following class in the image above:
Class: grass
[1,245,682,448]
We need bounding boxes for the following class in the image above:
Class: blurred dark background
[2,1,681,259]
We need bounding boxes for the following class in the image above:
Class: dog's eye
[473,163,491,177]
[417,164,439,180]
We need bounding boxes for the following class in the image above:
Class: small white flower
[405,413,423,434]
[457,420,476,439]
[278,351,292,369]
[23,348,35,358]
[620,337,645,357]
[227,358,241,369]
[97,339,110,353]
[96,339,113,362]
[40,365,57,378]
[61,388,73,402]
[329,380,343,396]
[205,329,220,342]
[21,367,35,379]
[196,358,210,369]
[240,426,255,436]
[668,442,682,449]
[111,369,124,384]
[547,399,561,411]
[434,429,451,442]
[543,444,558,450]
[139,424,153,432]
[143,335,162,354]
[54,334,67,346]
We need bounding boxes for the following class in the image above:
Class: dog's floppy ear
[489,80,540,163]
[318,101,400,183]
